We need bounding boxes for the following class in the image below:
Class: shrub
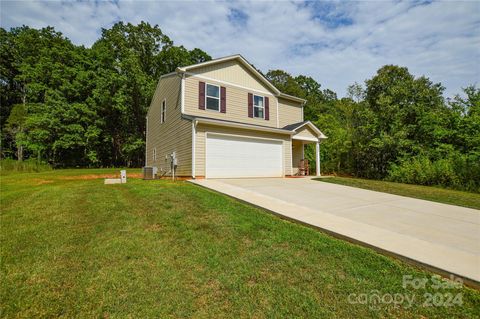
[0,158,52,173]
[386,154,479,193]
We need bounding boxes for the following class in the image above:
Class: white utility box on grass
[104,170,127,184]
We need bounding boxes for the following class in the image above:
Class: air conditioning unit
[143,166,154,180]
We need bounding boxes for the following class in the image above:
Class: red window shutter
[265,97,270,120]
[248,93,253,118]
[199,82,205,110]
[220,86,226,113]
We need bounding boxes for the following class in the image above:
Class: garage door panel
[206,134,283,178]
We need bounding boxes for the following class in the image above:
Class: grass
[1,169,479,318]
[314,176,480,210]
[0,159,52,173]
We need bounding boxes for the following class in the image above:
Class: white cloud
[1,0,479,97]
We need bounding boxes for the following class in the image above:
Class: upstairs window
[206,84,220,111]
[253,95,264,119]
[161,99,166,123]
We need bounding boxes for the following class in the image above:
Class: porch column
[315,141,321,176]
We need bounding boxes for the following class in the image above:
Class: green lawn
[1,169,479,318]
[314,176,480,210]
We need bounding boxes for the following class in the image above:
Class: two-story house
[146,54,327,179]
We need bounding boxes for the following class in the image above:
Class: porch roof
[283,121,328,140]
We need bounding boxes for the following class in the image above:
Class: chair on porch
[298,159,309,176]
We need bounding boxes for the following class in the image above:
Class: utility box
[120,170,127,183]
[170,152,178,167]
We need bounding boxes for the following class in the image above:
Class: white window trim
[205,83,221,112]
[153,147,157,162]
[253,94,265,119]
[161,99,166,123]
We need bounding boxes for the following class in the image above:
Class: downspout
[302,100,306,121]
[192,120,197,179]
[276,97,279,128]
[316,140,321,176]
[180,71,185,114]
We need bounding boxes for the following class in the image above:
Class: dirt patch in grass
[31,178,54,185]
[60,173,143,180]
[145,223,164,232]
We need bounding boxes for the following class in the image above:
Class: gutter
[182,114,294,135]
[278,92,307,104]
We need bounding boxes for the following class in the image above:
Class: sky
[2,0,479,98]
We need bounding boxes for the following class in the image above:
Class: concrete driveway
[190,178,480,284]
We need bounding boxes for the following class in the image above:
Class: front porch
[292,139,322,176]
[288,121,327,176]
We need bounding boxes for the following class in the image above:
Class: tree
[448,86,480,154]
[5,104,26,160]
[346,82,364,103]
[90,21,210,166]
[355,65,447,177]
[265,70,303,97]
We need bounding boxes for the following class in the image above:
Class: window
[253,95,264,119]
[206,84,220,111]
[161,99,166,123]
[152,148,157,161]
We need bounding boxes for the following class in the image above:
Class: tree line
[1,22,479,191]
[265,68,479,192]
[1,22,210,167]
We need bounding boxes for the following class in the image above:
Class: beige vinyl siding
[292,140,304,175]
[294,126,318,139]
[278,97,303,127]
[189,60,272,92]
[195,124,292,177]
[184,75,279,128]
[146,74,192,176]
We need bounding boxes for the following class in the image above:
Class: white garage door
[206,134,283,178]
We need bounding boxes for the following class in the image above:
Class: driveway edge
[188,179,480,290]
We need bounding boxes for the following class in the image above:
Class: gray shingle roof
[282,121,308,131]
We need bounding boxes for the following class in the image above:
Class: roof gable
[295,126,318,139]
[187,59,275,94]
[177,55,305,103]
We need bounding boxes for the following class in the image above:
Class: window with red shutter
[253,95,265,119]
[205,83,220,111]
